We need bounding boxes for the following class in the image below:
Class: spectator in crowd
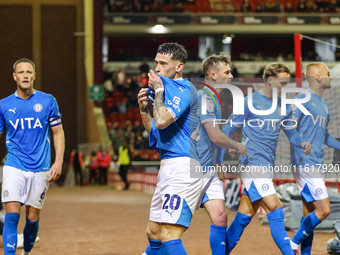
[139,60,150,75]
[231,64,239,78]
[277,53,285,61]
[85,151,99,185]
[240,0,253,12]
[70,149,84,186]
[135,135,149,150]
[306,0,317,11]
[104,79,114,97]
[255,0,266,11]
[96,147,112,185]
[173,2,185,12]
[133,120,144,135]
[265,0,277,11]
[287,53,294,61]
[118,139,131,190]
[253,52,264,61]
[329,0,338,11]
[285,2,295,12]
[138,73,148,88]
[297,0,308,11]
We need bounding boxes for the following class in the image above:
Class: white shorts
[240,164,276,203]
[292,166,328,202]
[149,157,203,228]
[2,166,50,209]
[197,171,225,209]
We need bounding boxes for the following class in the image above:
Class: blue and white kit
[0,90,62,208]
[196,86,225,208]
[290,88,340,202]
[148,76,203,228]
[218,89,304,202]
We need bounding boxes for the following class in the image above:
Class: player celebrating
[218,63,311,254]
[196,54,247,255]
[290,63,340,255]
[138,43,202,255]
[0,58,65,255]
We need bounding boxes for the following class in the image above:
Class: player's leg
[291,198,330,253]
[300,202,315,255]
[23,171,49,254]
[146,168,166,255]
[261,194,294,255]
[291,169,329,254]
[203,174,229,255]
[3,202,21,255]
[146,221,166,255]
[159,157,203,255]
[160,223,187,254]
[22,206,41,254]
[2,166,26,254]
[227,193,261,252]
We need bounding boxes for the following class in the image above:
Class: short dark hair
[13,58,36,72]
[263,63,290,79]
[202,54,231,77]
[157,42,188,64]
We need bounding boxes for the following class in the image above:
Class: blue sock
[267,208,294,255]
[163,239,187,255]
[209,224,228,255]
[23,218,39,252]
[226,212,252,252]
[144,244,152,255]
[3,213,20,255]
[300,216,314,255]
[292,211,321,246]
[149,239,166,255]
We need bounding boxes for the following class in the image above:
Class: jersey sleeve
[48,95,62,127]
[199,93,217,124]
[163,79,191,121]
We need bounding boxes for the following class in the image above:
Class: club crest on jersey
[3,190,9,197]
[316,188,322,195]
[34,103,43,112]
[262,184,269,191]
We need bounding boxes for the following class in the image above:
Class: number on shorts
[162,194,181,210]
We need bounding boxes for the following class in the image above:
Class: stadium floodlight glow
[149,24,168,34]
[222,36,232,44]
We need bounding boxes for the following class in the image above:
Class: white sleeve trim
[201,118,216,124]
[167,107,177,121]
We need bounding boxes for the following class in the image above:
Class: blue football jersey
[149,77,200,160]
[290,88,330,167]
[0,90,62,172]
[219,89,302,168]
[197,86,222,167]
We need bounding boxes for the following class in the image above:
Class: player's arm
[137,88,153,133]
[283,125,311,155]
[325,133,340,150]
[148,70,175,129]
[49,124,65,182]
[204,121,247,157]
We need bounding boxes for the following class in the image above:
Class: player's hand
[236,143,247,158]
[216,163,225,182]
[301,141,311,155]
[48,163,62,182]
[148,70,164,91]
[137,88,149,112]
